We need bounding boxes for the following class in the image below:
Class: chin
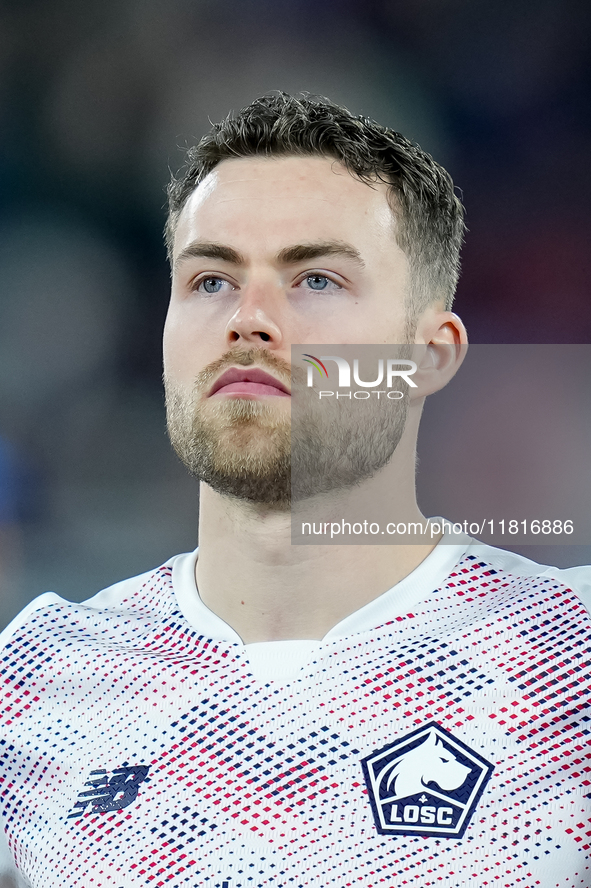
[199,455,292,508]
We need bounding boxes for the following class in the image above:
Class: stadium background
[0,0,590,630]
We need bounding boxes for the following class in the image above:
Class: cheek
[162,308,205,384]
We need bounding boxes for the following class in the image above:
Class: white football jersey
[1,531,591,888]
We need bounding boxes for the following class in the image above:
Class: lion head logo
[377,729,472,801]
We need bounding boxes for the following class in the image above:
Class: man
[1,93,590,888]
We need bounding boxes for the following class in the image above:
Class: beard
[165,346,411,509]
[165,348,292,507]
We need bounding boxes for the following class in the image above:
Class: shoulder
[458,537,591,615]
[0,551,194,653]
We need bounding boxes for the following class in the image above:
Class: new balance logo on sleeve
[1,538,590,887]
[68,764,151,818]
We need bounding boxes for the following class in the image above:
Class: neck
[194,418,439,643]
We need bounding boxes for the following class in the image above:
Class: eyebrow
[173,240,365,273]
[173,242,244,272]
[276,242,365,268]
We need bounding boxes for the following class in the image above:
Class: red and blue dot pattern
[1,552,590,886]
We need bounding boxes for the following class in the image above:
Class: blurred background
[0,0,590,631]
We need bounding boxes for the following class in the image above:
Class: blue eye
[305,274,337,290]
[200,277,225,294]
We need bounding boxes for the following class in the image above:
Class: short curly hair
[166,93,465,316]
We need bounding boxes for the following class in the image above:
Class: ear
[409,310,468,399]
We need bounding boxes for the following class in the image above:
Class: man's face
[163,155,413,505]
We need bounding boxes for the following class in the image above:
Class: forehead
[172,155,397,258]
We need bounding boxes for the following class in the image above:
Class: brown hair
[166,93,465,315]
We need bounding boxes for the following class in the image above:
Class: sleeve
[0,593,63,652]
[544,564,591,617]
[0,828,30,888]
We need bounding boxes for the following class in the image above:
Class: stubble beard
[165,346,410,509]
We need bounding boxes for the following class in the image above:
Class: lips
[208,367,291,398]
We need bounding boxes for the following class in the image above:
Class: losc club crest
[361,722,494,839]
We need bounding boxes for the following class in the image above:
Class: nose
[225,287,283,348]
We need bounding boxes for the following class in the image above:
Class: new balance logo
[68,762,151,818]
[361,722,493,838]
